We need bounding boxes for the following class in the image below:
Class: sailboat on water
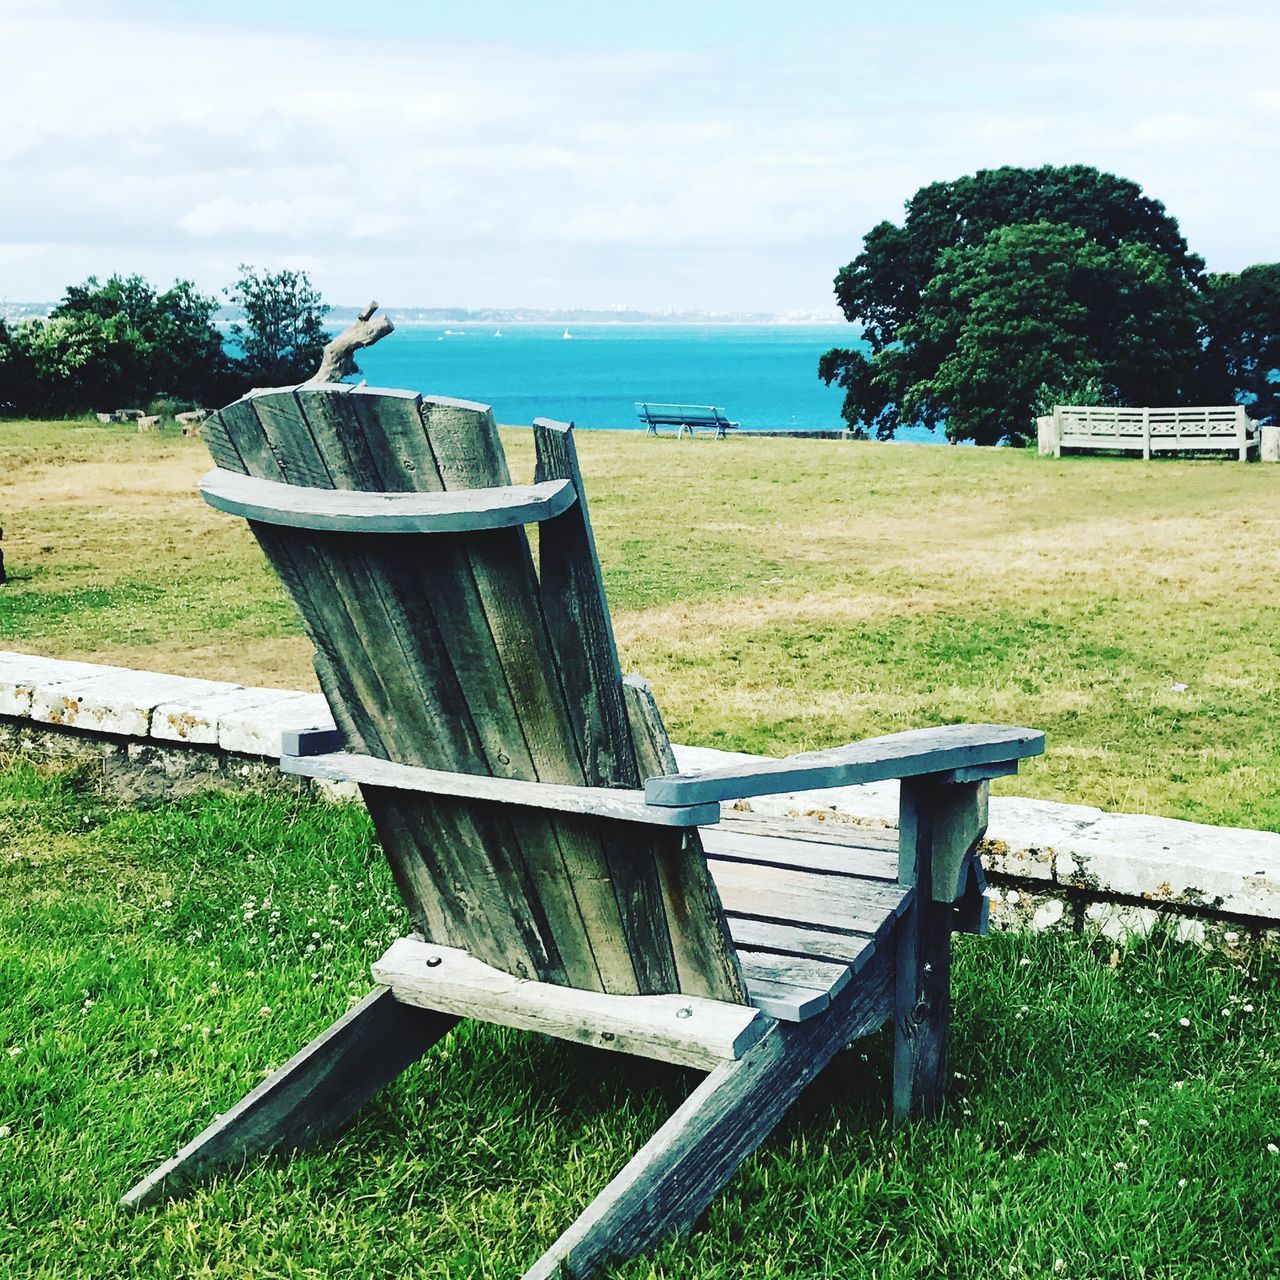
[562,328,573,340]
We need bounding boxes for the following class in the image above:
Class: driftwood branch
[307,301,394,385]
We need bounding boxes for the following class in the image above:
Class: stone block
[1262,425,1280,463]
[152,685,312,746]
[1036,413,1058,456]
[0,652,119,717]
[1083,902,1159,942]
[29,667,236,737]
[217,692,334,757]
[1049,811,1280,918]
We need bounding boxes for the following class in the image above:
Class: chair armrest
[643,723,1044,807]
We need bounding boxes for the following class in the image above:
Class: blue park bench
[635,402,740,440]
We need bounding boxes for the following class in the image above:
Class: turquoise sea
[355,322,933,441]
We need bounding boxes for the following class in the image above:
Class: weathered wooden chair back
[203,384,746,1003]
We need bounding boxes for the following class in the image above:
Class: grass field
[2,419,1279,1277]
[2,419,1279,829]
[1,761,1277,1279]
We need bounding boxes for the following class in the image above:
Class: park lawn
[0,759,1277,1280]
[2,418,1279,830]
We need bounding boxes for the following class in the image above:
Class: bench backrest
[1058,405,1250,440]
[636,402,731,426]
[203,385,747,1003]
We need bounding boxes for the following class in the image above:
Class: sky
[2,0,1277,313]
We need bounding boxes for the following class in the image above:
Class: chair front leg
[892,776,988,1123]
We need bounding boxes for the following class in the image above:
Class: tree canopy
[1200,264,1280,427]
[820,164,1277,442]
[0,274,232,417]
[0,267,336,418]
[228,265,331,388]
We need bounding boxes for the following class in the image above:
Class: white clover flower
[6,1046,20,1058]
[1019,957,1031,967]
[1177,1177,1188,1188]
[259,1006,272,1017]
[1114,1161,1127,1171]
[0,1125,11,1139]
[1268,1143,1279,1155]
[1179,1017,1191,1028]
[1137,1118,1149,1128]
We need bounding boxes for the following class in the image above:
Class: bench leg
[892,777,986,1123]
[121,988,457,1209]
[523,953,892,1280]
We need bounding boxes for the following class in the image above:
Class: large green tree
[227,266,331,387]
[819,165,1209,443]
[889,223,1204,444]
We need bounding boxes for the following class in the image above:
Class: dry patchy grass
[3,418,1279,828]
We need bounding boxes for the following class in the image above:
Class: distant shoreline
[380,318,847,328]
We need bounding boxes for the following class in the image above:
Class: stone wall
[2,651,1276,949]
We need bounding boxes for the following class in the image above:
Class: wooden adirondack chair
[121,384,1043,1277]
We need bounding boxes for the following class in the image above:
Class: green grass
[1,759,1277,1279]
[3,419,1279,829]
[2,423,1279,1275]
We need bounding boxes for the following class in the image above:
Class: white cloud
[2,0,1277,309]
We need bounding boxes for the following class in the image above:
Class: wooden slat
[699,826,897,881]
[717,809,898,852]
[737,950,852,999]
[622,675,748,1000]
[726,917,876,969]
[532,418,638,788]
[707,859,911,936]
[199,466,577,532]
[645,723,1043,806]
[282,748,719,827]
[739,976,829,1021]
[372,938,765,1069]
